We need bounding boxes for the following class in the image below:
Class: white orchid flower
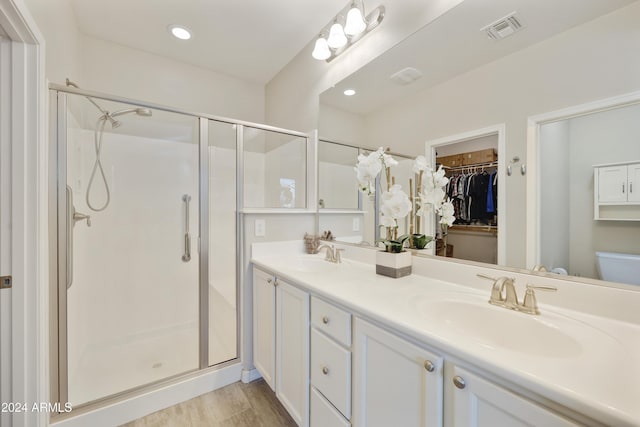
[382,151,398,168]
[432,165,449,188]
[354,151,383,195]
[438,200,455,227]
[413,155,429,174]
[380,185,412,223]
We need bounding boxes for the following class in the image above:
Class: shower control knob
[73,211,92,227]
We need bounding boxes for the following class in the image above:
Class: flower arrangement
[355,149,456,253]
[412,155,455,249]
[355,147,412,253]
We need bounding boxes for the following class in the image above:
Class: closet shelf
[449,224,498,235]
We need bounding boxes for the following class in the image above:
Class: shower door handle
[182,194,191,262]
[66,186,74,289]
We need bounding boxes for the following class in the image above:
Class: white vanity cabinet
[310,296,352,427]
[352,318,444,427]
[252,261,603,427]
[446,365,580,427]
[594,162,640,220]
[252,267,309,427]
[253,267,276,389]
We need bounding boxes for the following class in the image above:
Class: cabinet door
[627,164,640,203]
[276,279,310,427]
[448,366,579,427]
[597,166,627,203]
[252,267,276,390]
[353,318,443,427]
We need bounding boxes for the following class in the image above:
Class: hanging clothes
[444,166,498,226]
[487,171,497,214]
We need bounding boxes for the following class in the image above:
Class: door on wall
[56,92,201,406]
[0,34,12,427]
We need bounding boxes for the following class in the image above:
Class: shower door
[57,92,201,406]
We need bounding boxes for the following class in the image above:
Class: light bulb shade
[312,37,331,60]
[327,23,348,49]
[344,7,367,36]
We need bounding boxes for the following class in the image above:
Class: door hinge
[1,276,12,289]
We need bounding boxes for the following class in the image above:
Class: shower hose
[86,115,111,212]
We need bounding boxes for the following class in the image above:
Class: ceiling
[70,0,348,84]
[320,0,636,115]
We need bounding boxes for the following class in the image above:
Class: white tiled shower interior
[65,107,254,406]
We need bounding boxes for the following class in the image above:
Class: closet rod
[440,160,498,172]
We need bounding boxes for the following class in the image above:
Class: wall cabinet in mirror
[594,162,640,221]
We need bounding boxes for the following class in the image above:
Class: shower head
[110,107,153,118]
[106,107,152,128]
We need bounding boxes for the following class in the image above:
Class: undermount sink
[414,296,619,358]
[284,255,338,273]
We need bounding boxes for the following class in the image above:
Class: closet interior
[436,139,499,265]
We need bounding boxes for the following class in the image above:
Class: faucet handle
[522,284,557,315]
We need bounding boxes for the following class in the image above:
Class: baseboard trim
[241,368,262,383]
[52,363,242,427]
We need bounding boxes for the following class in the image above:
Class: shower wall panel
[66,127,199,405]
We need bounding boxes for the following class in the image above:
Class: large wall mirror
[317,0,640,288]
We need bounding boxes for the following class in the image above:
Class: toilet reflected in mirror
[595,252,640,286]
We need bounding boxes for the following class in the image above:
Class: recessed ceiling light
[169,25,192,40]
[344,89,356,96]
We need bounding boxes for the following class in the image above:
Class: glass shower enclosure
[50,86,259,410]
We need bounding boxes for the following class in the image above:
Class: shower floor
[68,286,237,406]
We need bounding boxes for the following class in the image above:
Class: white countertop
[251,243,640,427]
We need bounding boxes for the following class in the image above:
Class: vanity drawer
[310,386,350,427]
[311,296,351,347]
[311,328,351,419]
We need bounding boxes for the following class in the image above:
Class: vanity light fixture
[168,25,192,40]
[311,1,385,62]
[343,89,356,96]
[327,21,348,49]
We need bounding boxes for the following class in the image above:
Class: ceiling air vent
[390,67,423,86]
[481,12,525,40]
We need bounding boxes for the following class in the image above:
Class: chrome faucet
[477,274,557,315]
[316,244,344,263]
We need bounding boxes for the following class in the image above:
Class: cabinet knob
[274,279,279,287]
[322,316,330,324]
[322,366,329,375]
[453,376,466,389]
[424,360,435,372]
[267,278,272,284]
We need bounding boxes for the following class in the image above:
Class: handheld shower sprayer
[65,78,154,212]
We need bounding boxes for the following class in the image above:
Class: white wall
[24,0,265,123]
[319,104,367,146]
[81,36,264,122]
[23,0,83,84]
[540,121,570,271]
[361,2,640,268]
